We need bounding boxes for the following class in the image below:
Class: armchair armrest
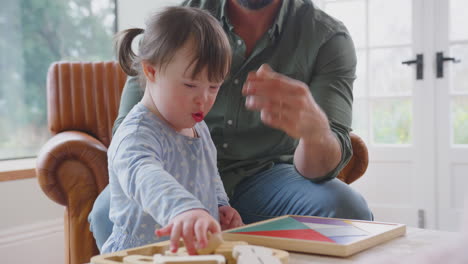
[36,131,109,205]
[36,131,109,264]
[337,133,369,184]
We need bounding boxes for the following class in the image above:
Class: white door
[434,0,468,231]
[315,0,468,231]
[315,0,438,229]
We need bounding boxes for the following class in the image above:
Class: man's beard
[237,0,274,10]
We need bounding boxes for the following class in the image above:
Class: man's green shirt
[114,0,356,196]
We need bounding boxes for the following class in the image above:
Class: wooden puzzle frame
[222,215,406,257]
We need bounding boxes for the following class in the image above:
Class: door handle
[402,54,424,80]
[436,51,461,78]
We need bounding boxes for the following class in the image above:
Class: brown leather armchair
[36,61,368,264]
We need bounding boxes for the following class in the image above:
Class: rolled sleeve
[308,33,356,181]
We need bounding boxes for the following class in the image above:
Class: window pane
[369,0,412,47]
[0,0,115,160]
[371,99,412,145]
[312,0,326,9]
[450,44,468,94]
[369,47,413,97]
[355,50,367,98]
[324,0,366,48]
[352,98,369,143]
[450,0,468,41]
[452,96,468,145]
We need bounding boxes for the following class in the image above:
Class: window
[319,0,414,145]
[0,0,116,160]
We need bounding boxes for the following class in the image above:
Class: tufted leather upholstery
[36,61,368,264]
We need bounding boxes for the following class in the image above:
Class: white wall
[117,0,184,30]
[0,178,64,264]
[1,218,64,264]
[0,178,63,229]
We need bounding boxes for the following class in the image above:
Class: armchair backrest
[47,61,127,147]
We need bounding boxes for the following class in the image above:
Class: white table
[288,227,461,263]
[89,228,463,264]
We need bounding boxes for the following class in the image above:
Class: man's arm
[295,33,356,181]
[242,33,355,181]
[112,76,144,135]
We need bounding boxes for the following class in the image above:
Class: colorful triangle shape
[229,217,311,233]
[234,229,336,243]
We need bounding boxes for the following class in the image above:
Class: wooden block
[123,255,153,264]
[232,245,273,259]
[153,254,226,264]
[197,232,224,255]
[237,254,282,264]
[215,241,249,254]
[233,245,283,264]
[164,247,188,256]
[214,241,248,264]
[271,248,289,264]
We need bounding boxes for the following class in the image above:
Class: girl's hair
[115,7,231,85]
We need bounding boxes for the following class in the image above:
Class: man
[89,0,373,251]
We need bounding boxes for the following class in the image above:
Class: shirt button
[227,120,233,125]
[234,79,239,84]
[237,39,242,46]
[222,143,228,148]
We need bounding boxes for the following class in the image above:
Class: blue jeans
[89,163,372,251]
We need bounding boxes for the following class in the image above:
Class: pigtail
[114,28,144,76]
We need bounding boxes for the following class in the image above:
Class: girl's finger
[208,220,221,235]
[223,209,235,225]
[219,209,227,225]
[155,223,173,237]
[232,217,244,228]
[169,222,182,253]
[194,220,209,249]
[182,221,197,255]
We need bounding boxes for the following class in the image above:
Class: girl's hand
[155,209,221,255]
[219,205,244,230]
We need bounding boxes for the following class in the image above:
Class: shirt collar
[219,0,233,31]
[272,0,291,38]
[220,0,291,39]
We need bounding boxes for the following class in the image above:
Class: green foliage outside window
[453,97,468,145]
[371,100,412,145]
[0,0,115,160]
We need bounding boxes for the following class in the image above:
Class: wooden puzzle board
[90,239,289,264]
[222,215,406,257]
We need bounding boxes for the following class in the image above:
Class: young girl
[101,7,242,254]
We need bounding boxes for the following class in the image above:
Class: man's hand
[242,64,342,179]
[242,64,330,141]
[219,205,244,230]
[155,209,221,255]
